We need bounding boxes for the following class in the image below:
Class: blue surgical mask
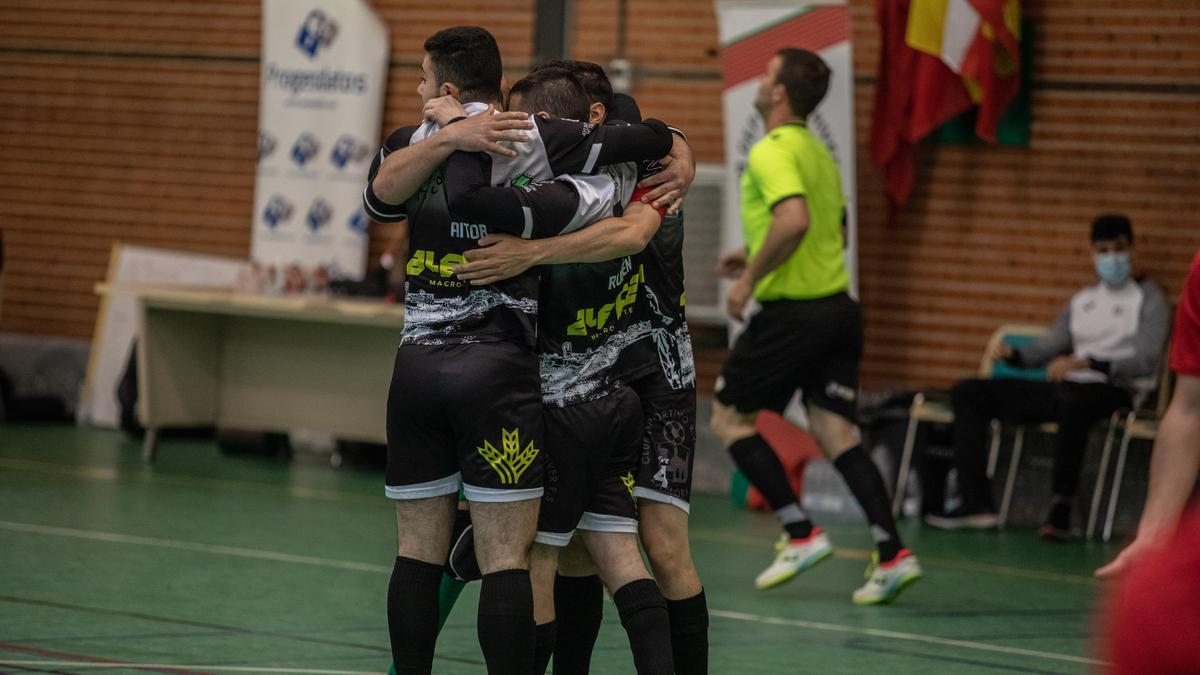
[1094,251,1131,286]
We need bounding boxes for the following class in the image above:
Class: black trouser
[950,379,1131,512]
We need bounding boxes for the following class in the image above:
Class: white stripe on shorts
[462,483,544,503]
[385,473,461,500]
[534,529,575,547]
[577,511,638,534]
[633,487,691,514]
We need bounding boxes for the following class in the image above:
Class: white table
[96,284,405,462]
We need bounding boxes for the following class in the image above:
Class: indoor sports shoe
[924,507,999,530]
[754,530,834,590]
[852,549,922,605]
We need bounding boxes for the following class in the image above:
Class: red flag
[869,0,917,207]
[962,0,1021,141]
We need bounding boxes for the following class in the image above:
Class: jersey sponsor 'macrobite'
[363,102,673,349]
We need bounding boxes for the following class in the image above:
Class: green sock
[388,572,468,675]
[437,572,468,631]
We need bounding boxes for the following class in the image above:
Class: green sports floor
[0,424,1117,674]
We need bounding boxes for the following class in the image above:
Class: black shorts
[535,386,642,547]
[716,292,861,422]
[628,369,697,513]
[385,342,544,503]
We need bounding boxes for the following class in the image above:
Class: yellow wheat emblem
[477,428,540,485]
[621,471,635,497]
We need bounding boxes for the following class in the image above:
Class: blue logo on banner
[347,209,369,234]
[264,195,294,228]
[291,132,320,166]
[330,134,370,168]
[296,9,338,58]
[307,198,333,232]
[258,130,276,161]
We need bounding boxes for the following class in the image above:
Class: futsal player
[709,48,922,604]
[454,61,708,672]
[432,66,677,674]
[364,26,674,674]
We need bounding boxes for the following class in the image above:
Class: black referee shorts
[385,341,544,503]
[535,385,643,547]
[716,292,862,423]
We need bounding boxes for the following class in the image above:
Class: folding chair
[1099,352,1175,542]
[892,324,1046,518]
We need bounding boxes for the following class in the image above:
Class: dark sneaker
[924,508,1000,530]
[1039,502,1072,542]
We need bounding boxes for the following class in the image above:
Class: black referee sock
[729,434,814,539]
[552,574,604,675]
[667,590,709,675]
[533,621,557,675]
[478,569,536,675]
[387,556,443,675]
[834,445,904,562]
[613,579,675,675]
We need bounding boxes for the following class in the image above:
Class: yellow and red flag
[870,0,1021,206]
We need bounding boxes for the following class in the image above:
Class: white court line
[0,521,392,574]
[1,520,1106,668]
[0,663,377,674]
[709,609,1105,667]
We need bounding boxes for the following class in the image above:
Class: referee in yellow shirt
[711,48,922,605]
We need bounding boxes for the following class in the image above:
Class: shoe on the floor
[924,508,999,530]
[754,530,834,590]
[852,549,922,605]
[1038,501,1072,542]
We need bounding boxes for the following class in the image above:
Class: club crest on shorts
[477,428,540,484]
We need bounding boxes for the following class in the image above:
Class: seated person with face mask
[926,214,1171,540]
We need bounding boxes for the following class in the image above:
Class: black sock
[552,574,603,675]
[834,445,904,562]
[533,621,557,675]
[667,590,709,675]
[388,556,443,675]
[478,569,535,675]
[729,434,813,539]
[613,579,675,675]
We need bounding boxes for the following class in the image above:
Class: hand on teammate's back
[434,103,533,158]
[456,234,539,285]
[638,135,696,215]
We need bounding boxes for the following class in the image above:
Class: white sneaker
[754,530,834,590]
[852,550,922,605]
[924,510,999,530]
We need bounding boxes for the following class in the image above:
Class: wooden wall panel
[1,0,1197,398]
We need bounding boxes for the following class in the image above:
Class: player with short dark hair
[455,60,707,673]
[711,48,922,605]
[365,26,674,674]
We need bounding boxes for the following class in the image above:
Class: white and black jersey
[363,102,674,349]
[625,207,695,391]
[445,147,665,406]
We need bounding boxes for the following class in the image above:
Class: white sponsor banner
[716,1,858,297]
[252,0,389,280]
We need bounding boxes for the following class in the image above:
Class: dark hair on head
[423,26,503,103]
[533,59,613,112]
[1091,213,1134,244]
[775,48,830,118]
[507,67,590,121]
